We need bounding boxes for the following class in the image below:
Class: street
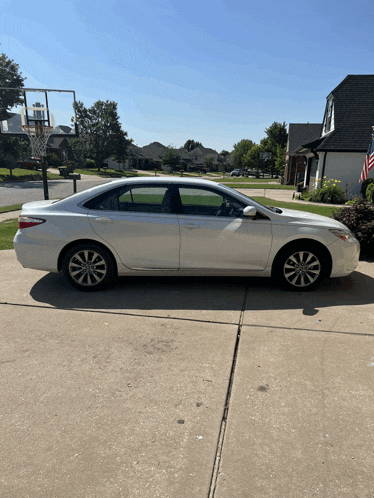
[0,177,110,208]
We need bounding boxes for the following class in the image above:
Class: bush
[309,178,345,204]
[366,183,374,203]
[45,153,60,166]
[332,199,374,257]
[360,178,374,199]
[86,158,96,169]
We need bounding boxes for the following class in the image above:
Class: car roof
[53,176,224,206]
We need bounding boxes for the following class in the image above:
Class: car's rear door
[86,184,180,269]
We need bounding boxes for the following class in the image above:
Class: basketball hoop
[22,124,54,158]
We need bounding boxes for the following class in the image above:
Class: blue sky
[1,0,373,151]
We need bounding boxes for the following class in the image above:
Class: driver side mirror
[243,206,257,218]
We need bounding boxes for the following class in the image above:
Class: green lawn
[74,168,144,178]
[220,182,296,190]
[0,219,18,250]
[0,168,60,182]
[251,196,343,217]
[213,177,280,183]
[0,204,23,214]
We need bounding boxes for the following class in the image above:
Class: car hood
[272,207,347,229]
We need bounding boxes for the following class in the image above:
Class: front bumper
[329,238,360,278]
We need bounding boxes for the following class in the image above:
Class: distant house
[284,124,321,185]
[110,142,231,172]
[296,75,374,198]
[47,136,74,162]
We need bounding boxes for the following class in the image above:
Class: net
[22,125,54,158]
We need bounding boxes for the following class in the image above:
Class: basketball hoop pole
[41,157,49,200]
[22,124,53,200]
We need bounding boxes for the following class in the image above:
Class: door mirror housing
[243,206,257,218]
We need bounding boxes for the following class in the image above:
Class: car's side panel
[14,212,98,272]
[178,214,272,270]
[88,210,180,269]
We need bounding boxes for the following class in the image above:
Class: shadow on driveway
[29,270,374,313]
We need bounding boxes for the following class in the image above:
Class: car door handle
[181,223,200,230]
[95,217,114,223]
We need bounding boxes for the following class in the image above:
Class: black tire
[62,243,117,291]
[274,244,327,291]
[32,165,37,170]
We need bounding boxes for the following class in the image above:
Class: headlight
[330,229,357,243]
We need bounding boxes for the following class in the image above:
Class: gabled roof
[295,75,374,154]
[317,75,374,151]
[287,123,321,154]
[128,142,167,160]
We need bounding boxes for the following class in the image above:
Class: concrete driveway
[1,250,373,497]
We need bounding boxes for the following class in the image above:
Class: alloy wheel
[68,249,107,287]
[283,250,321,288]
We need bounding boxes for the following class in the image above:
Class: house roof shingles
[314,75,374,152]
[288,123,321,154]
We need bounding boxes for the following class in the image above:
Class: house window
[323,97,334,135]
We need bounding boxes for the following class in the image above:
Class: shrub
[360,178,374,199]
[45,153,60,166]
[366,183,374,203]
[309,178,345,204]
[86,158,96,169]
[332,199,374,257]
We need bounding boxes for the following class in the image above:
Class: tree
[263,122,288,176]
[162,146,182,169]
[72,100,131,170]
[242,144,263,172]
[203,156,215,171]
[274,144,287,175]
[184,139,202,152]
[265,122,288,149]
[231,139,255,168]
[220,150,229,157]
[0,52,26,117]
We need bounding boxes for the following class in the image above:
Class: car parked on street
[14,178,360,292]
[230,169,244,177]
[17,157,41,171]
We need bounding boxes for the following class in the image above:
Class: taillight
[18,216,46,229]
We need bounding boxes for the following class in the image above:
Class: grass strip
[0,204,23,214]
[74,169,144,178]
[212,177,279,183]
[251,196,343,217]
[0,168,60,182]
[221,183,296,190]
[0,219,18,250]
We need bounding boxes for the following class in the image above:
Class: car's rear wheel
[62,243,117,291]
[275,244,327,291]
[32,165,37,170]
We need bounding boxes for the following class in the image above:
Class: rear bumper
[14,230,60,273]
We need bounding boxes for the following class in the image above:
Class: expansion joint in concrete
[208,286,248,498]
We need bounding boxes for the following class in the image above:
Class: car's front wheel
[62,243,117,291]
[275,244,327,291]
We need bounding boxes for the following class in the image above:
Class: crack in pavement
[208,286,249,498]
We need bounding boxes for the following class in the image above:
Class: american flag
[359,132,374,183]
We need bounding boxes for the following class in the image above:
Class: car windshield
[218,183,282,213]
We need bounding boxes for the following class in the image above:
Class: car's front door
[87,184,180,269]
[176,186,272,270]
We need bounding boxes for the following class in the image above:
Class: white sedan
[14,178,360,291]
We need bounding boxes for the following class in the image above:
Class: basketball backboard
[0,88,77,137]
